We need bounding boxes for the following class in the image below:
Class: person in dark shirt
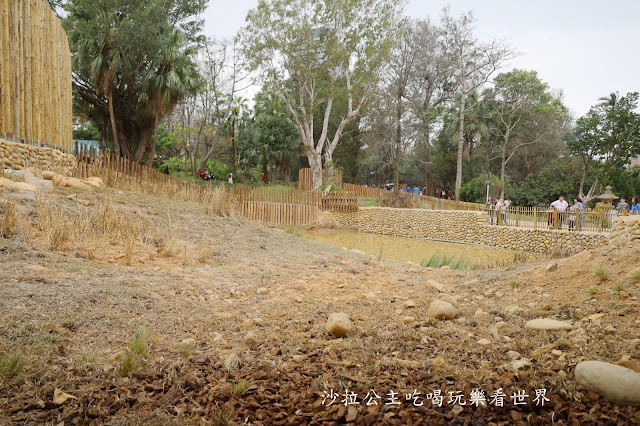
[616,198,630,215]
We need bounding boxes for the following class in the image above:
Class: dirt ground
[0,184,639,425]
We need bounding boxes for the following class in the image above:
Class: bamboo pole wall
[0,0,72,152]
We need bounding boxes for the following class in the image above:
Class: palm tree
[144,29,201,166]
[223,96,249,174]
[597,91,620,108]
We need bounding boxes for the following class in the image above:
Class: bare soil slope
[0,186,639,425]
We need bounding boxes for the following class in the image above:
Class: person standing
[616,198,630,215]
[486,197,496,225]
[501,199,511,225]
[631,197,640,215]
[228,172,233,184]
[550,196,569,228]
[569,197,585,230]
[494,199,504,225]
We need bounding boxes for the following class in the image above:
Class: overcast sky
[203,0,639,118]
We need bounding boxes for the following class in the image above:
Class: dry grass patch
[0,200,17,238]
[594,264,609,282]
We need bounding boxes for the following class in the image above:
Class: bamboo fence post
[599,211,604,232]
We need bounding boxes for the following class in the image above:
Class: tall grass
[0,352,26,380]
[421,254,468,270]
[594,265,609,282]
[0,200,17,238]
[120,328,151,377]
[628,267,640,284]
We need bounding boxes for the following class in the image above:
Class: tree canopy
[239,0,405,189]
[65,0,206,164]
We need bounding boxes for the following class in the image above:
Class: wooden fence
[321,192,358,212]
[419,195,485,211]
[343,183,386,198]
[0,0,72,152]
[487,206,615,232]
[238,201,318,226]
[73,143,352,225]
[343,182,485,211]
[232,185,322,206]
[298,168,343,191]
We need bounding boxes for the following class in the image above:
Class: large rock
[428,300,456,320]
[65,177,91,190]
[40,170,57,180]
[575,361,640,407]
[29,179,53,191]
[326,313,352,338]
[9,170,54,191]
[8,169,36,180]
[0,177,37,192]
[85,176,105,187]
[51,174,67,187]
[525,318,573,331]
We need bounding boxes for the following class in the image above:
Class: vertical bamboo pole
[11,0,20,139]
[0,0,7,135]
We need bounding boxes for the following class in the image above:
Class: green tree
[65,0,205,163]
[486,69,569,198]
[239,0,404,189]
[440,7,516,200]
[239,87,300,182]
[567,92,640,204]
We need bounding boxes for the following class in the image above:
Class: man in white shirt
[550,196,569,228]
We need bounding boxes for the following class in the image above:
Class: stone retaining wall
[609,215,640,245]
[330,207,608,254]
[0,139,75,173]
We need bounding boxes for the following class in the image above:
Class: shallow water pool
[298,228,541,269]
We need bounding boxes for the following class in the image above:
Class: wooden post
[599,211,604,232]
[534,207,537,230]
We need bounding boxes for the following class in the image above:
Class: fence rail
[343,183,485,211]
[321,192,358,212]
[487,206,615,232]
[1,0,72,151]
[73,143,337,226]
[238,201,318,226]
[298,168,343,191]
[232,186,322,206]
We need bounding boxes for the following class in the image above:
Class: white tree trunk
[455,89,467,201]
[308,146,323,190]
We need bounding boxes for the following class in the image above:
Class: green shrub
[204,159,229,180]
[421,254,468,270]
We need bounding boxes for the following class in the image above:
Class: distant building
[629,155,640,168]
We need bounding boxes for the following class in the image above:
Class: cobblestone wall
[331,207,608,254]
[609,215,640,245]
[0,139,75,173]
